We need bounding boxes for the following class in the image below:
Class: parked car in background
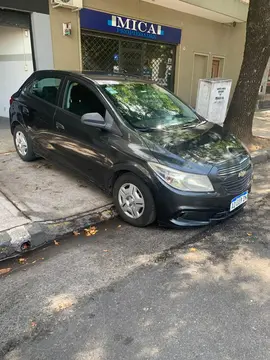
[10,71,253,227]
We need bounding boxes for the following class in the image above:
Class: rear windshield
[101,82,199,130]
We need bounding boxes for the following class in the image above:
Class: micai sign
[80,9,182,44]
[108,15,164,40]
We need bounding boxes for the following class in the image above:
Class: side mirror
[81,112,105,128]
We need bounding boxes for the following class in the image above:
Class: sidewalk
[253,110,270,138]
[0,152,115,259]
[0,192,30,231]
[0,117,14,154]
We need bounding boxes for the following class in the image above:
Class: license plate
[230,191,248,212]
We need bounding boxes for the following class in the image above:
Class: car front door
[51,77,116,188]
[19,72,64,158]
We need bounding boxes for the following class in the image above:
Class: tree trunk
[224,0,270,144]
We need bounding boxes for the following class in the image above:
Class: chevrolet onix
[10,71,253,227]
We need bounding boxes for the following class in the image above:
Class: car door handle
[56,122,65,131]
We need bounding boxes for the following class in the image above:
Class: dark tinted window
[64,81,105,117]
[29,77,61,105]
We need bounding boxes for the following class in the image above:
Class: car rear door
[17,71,65,158]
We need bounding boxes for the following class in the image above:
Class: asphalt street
[0,162,269,360]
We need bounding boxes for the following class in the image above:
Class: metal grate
[81,33,119,73]
[81,31,176,91]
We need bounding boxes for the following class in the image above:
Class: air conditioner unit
[51,0,83,11]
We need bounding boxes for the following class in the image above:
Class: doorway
[0,25,34,118]
[0,9,34,118]
[211,59,220,78]
[211,56,225,78]
[191,54,208,107]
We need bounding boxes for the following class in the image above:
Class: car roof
[33,70,155,85]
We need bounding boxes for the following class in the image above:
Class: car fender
[108,161,158,192]
[10,103,28,134]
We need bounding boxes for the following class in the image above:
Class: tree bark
[223,0,270,144]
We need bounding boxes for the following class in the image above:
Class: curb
[0,204,116,261]
[251,148,270,165]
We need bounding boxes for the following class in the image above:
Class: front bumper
[152,179,251,228]
[168,203,246,227]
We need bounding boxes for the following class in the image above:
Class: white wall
[0,26,34,118]
[31,13,54,70]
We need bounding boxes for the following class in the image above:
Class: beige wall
[49,2,81,71]
[49,0,246,104]
[179,0,248,21]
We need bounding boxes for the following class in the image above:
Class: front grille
[223,171,252,195]
[216,155,253,195]
[218,156,251,177]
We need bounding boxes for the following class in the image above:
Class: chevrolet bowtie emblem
[238,170,247,178]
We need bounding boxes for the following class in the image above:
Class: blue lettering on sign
[80,9,181,44]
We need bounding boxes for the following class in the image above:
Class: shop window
[29,77,61,105]
[81,31,176,91]
[64,82,105,118]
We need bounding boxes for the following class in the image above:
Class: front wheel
[13,125,36,161]
[113,173,156,227]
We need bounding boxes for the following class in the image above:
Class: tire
[113,172,156,227]
[13,125,36,162]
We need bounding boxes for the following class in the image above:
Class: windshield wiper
[172,113,185,118]
[136,127,166,133]
[173,114,198,121]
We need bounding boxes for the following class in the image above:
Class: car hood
[139,121,248,174]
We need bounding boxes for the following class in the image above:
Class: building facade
[0,0,54,117]
[49,0,248,107]
[0,0,251,117]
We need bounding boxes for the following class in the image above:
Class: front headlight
[149,162,214,192]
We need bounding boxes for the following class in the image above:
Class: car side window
[64,81,106,118]
[29,77,61,105]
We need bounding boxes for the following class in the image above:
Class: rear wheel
[13,125,36,161]
[113,173,156,227]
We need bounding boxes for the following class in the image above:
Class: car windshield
[100,82,199,130]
